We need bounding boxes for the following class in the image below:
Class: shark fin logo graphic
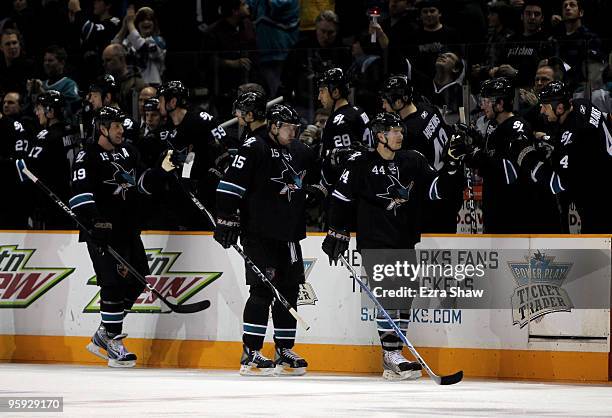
[0,245,75,308]
[84,248,221,313]
[508,250,573,328]
[270,159,306,202]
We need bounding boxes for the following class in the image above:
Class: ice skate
[106,334,137,368]
[274,346,308,376]
[239,345,275,376]
[86,324,110,361]
[382,350,422,381]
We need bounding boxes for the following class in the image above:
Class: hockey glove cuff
[90,218,112,247]
[213,214,240,249]
[304,183,328,207]
[322,228,350,264]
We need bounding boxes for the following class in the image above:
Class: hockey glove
[213,214,240,249]
[304,183,328,207]
[321,228,350,264]
[90,218,112,246]
[208,151,232,179]
[161,149,188,172]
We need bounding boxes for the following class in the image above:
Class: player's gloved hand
[453,123,483,148]
[304,183,328,207]
[535,135,555,160]
[321,228,350,264]
[213,214,240,249]
[90,218,112,247]
[208,151,231,179]
[161,149,189,173]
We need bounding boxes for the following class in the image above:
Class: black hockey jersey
[523,100,612,232]
[69,142,163,241]
[328,149,460,249]
[27,123,80,228]
[472,115,561,233]
[216,126,316,242]
[401,103,450,171]
[320,103,371,188]
[402,104,463,233]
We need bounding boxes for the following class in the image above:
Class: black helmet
[370,112,403,135]
[267,104,300,126]
[36,90,64,114]
[317,67,349,98]
[480,77,515,112]
[233,91,267,120]
[89,74,118,98]
[143,97,160,112]
[380,75,413,106]
[538,80,571,105]
[94,106,125,134]
[158,80,189,107]
[480,77,514,100]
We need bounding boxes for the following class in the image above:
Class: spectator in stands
[113,6,166,86]
[426,51,476,124]
[247,0,299,96]
[203,0,258,118]
[554,0,601,89]
[369,0,419,73]
[278,10,351,121]
[0,0,41,56]
[26,45,80,118]
[0,28,33,96]
[102,43,145,115]
[503,0,555,88]
[137,85,157,128]
[484,2,515,69]
[406,0,459,83]
[67,0,121,87]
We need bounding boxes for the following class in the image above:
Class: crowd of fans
[1,0,611,233]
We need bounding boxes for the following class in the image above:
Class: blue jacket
[247,0,300,62]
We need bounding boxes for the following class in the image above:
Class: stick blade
[169,299,211,314]
[434,370,463,385]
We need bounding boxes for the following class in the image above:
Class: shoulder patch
[243,137,257,147]
[360,112,369,124]
[199,111,213,121]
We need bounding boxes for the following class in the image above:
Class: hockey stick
[17,161,211,314]
[339,255,463,385]
[219,96,284,129]
[459,96,477,235]
[171,172,311,331]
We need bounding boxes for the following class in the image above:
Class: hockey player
[213,103,316,376]
[28,90,79,229]
[512,81,612,233]
[82,74,137,143]
[380,74,462,233]
[467,77,562,233]
[321,112,464,380]
[318,68,372,190]
[69,106,176,367]
[157,80,229,228]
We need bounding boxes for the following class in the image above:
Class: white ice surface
[1,364,612,417]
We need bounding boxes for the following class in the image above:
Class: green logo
[0,245,75,308]
[84,248,221,313]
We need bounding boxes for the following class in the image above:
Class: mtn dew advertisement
[0,232,609,354]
